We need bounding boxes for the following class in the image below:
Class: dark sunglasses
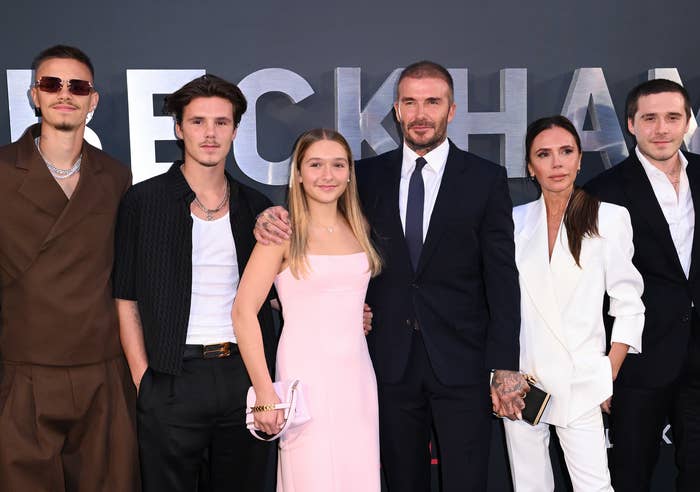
[34,76,94,96]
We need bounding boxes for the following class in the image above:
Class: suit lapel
[415,143,462,276]
[549,219,583,312]
[686,153,700,280]
[373,149,412,270]
[15,127,69,219]
[387,151,404,242]
[42,144,107,246]
[620,155,686,278]
[517,197,568,349]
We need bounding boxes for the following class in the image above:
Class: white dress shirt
[399,139,450,240]
[637,147,694,278]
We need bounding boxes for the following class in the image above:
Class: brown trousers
[0,356,140,492]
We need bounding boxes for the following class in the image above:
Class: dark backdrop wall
[1,1,696,490]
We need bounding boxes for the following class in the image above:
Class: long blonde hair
[287,128,382,278]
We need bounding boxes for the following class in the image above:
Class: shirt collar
[166,161,195,201]
[635,145,688,177]
[166,161,239,210]
[401,138,450,177]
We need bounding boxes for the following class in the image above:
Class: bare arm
[116,299,148,392]
[601,341,630,414]
[608,341,629,380]
[232,241,288,434]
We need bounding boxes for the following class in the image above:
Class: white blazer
[513,196,645,427]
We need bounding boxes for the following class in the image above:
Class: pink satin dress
[274,253,380,492]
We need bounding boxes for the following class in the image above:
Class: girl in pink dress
[232,129,382,492]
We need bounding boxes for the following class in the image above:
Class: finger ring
[520,392,526,399]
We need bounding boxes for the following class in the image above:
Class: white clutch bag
[245,379,311,441]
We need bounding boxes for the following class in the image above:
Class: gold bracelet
[251,404,277,413]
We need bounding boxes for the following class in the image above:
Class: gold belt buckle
[203,342,231,359]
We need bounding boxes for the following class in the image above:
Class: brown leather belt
[183,342,237,360]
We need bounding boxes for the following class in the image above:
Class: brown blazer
[0,124,131,365]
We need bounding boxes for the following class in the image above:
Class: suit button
[682,314,690,323]
[410,282,419,289]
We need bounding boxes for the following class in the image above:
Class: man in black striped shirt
[113,74,277,492]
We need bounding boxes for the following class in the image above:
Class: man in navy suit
[586,79,700,492]
[256,61,525,491]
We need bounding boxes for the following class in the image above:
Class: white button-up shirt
[637,146,694,278]
[399,139,450,241]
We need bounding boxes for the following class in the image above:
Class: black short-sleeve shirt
[113,163,276,375]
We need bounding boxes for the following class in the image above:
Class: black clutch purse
[521,375,551,426]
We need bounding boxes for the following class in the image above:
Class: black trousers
[378,331,491,492]
[137,354,272,492]
[609,316,700,492]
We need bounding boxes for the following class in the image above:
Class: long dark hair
[525,115,599,267]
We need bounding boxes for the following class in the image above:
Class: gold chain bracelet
[251,404,277,413]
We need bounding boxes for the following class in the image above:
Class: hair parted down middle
[163,74,247,127]
[525,115,599,267]
[287,128,382,279]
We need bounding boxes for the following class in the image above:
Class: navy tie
[405,157,427,270]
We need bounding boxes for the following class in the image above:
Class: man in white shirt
[586,78,700,492]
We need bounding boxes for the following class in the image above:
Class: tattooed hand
[254,206,291,245]
[491,370,529,420]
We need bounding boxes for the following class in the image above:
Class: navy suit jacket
[585,150,700,388]
[356,141,520,386]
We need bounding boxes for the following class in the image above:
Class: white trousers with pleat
[503,407,613,492]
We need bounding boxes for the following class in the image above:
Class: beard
[43,101,84,133]
[44,112,84,133]
[54,121,80,132]
[638,140,682,165]
[187,146,226,168]
[402,118,448,154]
[196,160,220,168]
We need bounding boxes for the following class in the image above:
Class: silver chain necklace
[34,137,82,179]
[193,180,230,220]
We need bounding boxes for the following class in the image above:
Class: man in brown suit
[0,45,138,491]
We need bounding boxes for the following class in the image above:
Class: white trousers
[503,407,613,492]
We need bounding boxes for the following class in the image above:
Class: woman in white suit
[503,116,645,492]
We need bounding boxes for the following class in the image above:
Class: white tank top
[186,212,239,345]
